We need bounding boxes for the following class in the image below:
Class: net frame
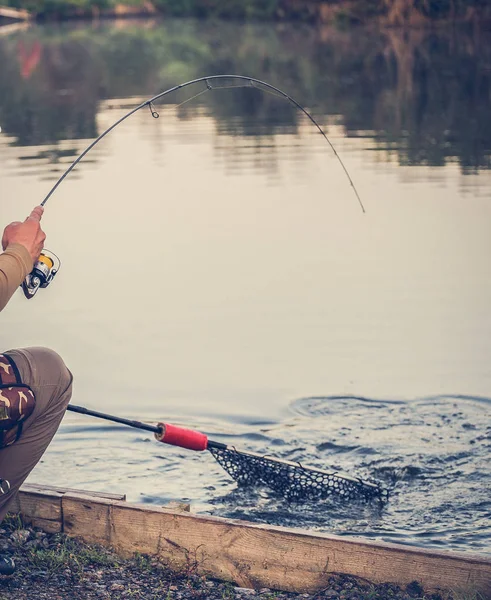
[209,445,388,505]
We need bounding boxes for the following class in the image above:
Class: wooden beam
[23,483,126,502]
[9,485,63,533]
[8,483,127,533]
[0,6,30,21]
[62,492,491,598]
[8,485,491,597]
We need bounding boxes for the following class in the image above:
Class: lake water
[0,19,490,555]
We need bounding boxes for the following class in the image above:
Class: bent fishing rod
[22,74,364,300]
[67,404,388,506]
[18,76,382,504]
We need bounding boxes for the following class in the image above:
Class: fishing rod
[67,404,388,505]
[23,74,364,300]
[17,76,378,504]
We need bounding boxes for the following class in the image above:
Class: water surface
[0,19,490,554]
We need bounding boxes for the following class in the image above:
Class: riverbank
[3,0,491,26]
[0,516,454,600]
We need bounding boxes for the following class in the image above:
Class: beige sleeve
[0,244,33,312]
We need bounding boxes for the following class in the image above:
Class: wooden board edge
[21,483,126,502]
[8,486,63,525]
[8,485,190,534]
[61,492,491,598]
[7,483,126,532]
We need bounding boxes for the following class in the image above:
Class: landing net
[209,446,388,505]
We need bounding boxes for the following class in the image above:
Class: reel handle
[22,250,61,300]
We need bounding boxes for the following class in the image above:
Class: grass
[133,551,155,572]
[1,514,23,532]
[23,533,121,577]
[2,514,120,577]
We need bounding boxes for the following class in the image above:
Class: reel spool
[22,250,61,300]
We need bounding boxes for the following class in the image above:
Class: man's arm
[0,207,46,312]
[0,244,33,312]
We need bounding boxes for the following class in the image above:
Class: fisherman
[0,206,72,575]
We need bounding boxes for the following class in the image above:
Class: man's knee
[28,347,72,393]
[5,347,72,401]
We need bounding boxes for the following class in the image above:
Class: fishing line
[18,76,382,502]
[26,76,365,298]
[40,74,365,212]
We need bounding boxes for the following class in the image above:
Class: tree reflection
[0,20,490,171]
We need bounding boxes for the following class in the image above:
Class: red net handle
[155,423,208,451]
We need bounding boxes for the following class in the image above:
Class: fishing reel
[22,250,61,300]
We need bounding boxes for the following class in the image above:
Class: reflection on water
[1,21,491,171]
[1,19,491,555]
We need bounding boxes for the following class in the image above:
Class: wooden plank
[8,486,63,533]
[10,487,63,522]
[62,493,491,598]
[7,484,127,533]
[0,6,30,20]
[22,483,126,502]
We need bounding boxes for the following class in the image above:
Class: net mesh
[209,446,388,505]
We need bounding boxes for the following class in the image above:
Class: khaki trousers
[0,347,72,521]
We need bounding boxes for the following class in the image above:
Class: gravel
[0,517,454,600]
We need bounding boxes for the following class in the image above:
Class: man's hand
[2,206,46,264]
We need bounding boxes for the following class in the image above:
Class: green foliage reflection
[0,21,490,171]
